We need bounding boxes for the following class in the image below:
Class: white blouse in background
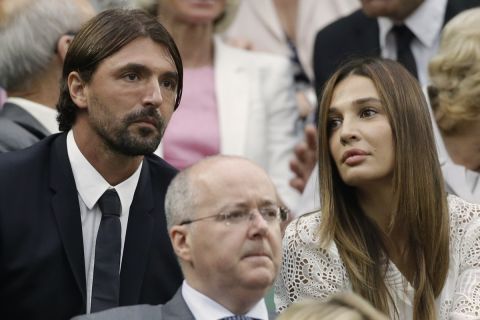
[275,195,480,319]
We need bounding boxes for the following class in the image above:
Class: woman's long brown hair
[317,58,450,320]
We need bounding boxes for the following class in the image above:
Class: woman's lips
[341,149,369,165]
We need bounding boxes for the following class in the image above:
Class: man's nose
[142,79,163,107]
[247,211,269,238]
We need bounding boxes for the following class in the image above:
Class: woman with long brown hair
[275,58,480,319]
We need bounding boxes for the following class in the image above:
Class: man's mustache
[124,107,164,130]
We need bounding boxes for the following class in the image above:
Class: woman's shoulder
[448,194,480,241]
[283,211,341,257]
[284,211,322,245]
[448,194,480,224]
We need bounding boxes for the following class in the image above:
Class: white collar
[6,97,59,134]
[66,130,142,213]
[182,281,269,320]
[378,0,447,49]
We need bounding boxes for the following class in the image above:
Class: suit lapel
[0,102,51,138]
[249,1,285,43]
[119,160,155,304]
[162,289,196,320]
[214,38,250,156]
[49,133,86,303]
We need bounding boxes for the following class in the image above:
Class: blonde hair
[278,292,388,320]
[428,7,480,134]
[317,58,449,320]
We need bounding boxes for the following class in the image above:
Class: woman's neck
[355,182,394,232]
[273,0,299,42]
[356,182,415,282]
[160,17,214,68]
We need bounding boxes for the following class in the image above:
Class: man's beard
[91,103,165,156]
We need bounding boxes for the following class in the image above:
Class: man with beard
[0,9,183,320]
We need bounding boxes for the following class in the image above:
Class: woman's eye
[327,118,342,130]
[360,108,377,118]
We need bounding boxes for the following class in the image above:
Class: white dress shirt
[66,130,142,313]
[378,0,447,87]
[182,280,269,320]
[6,97,59,134]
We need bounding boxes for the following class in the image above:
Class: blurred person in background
[0,0,96,152]
[223,0,359,124]
[278,292,388,320]
[427,7,480,203]
[138,0,301,211]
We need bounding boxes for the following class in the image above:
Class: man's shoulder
[0,133,63,175]
[315,9,376,42]
[0,117,40,152]
[144,153,178,180]
[72,304,164,320]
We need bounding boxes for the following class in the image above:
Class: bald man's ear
[56,34,75,62]
[169,226,192,263]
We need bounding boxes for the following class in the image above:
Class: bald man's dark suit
[313,0,480,95]
[0,133,183,320]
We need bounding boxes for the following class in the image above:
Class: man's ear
[169,226,192,263]
[68,71,88,109]
[56,34,75,62]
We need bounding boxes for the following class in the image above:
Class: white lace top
[274,195,480,319]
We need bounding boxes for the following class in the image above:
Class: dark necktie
[392,24,418,79]
[91,189,122,313]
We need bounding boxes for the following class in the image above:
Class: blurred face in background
[443,122,480,172]
[360,0,423,21]
[159,0,225,26]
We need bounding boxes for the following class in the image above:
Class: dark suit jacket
[0,102,51,152]
[0,133,183,320]
[312,0,480,95]
[72,288,277,320]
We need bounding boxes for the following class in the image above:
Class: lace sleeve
[274,213,350,312]
[449,197,480,319]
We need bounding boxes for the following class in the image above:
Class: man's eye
[124,73,139,81]
[260,207,278,220]
[224,210,247,222]
[161,79,177,90]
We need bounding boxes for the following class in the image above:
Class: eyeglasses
[179,205,289,226]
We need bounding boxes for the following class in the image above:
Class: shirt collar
[6,97,59,134]
[182,281,269,320]
[378,0,447,49]
[66,130,142,212]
